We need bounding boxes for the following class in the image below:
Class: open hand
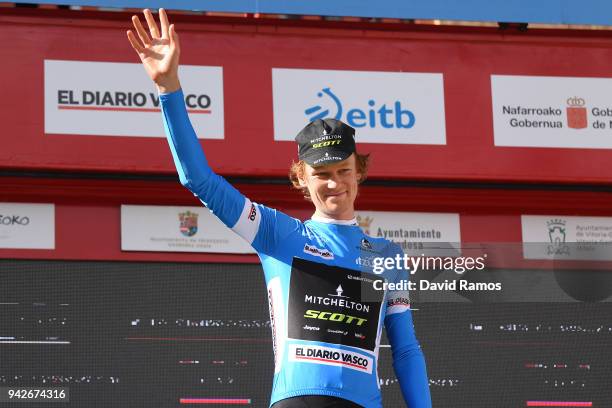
[127,8,181,93]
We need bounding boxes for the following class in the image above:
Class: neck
[312,209,357,225]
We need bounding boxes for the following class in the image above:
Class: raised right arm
[127,9,299,253]
[160,89,261,245]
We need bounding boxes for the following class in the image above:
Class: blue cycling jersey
[160,89,432,408]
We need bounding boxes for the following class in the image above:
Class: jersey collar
[311,214,358,226]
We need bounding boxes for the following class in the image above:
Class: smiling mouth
[326,191,347,198]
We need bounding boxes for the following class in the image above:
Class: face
[299,154,362,220]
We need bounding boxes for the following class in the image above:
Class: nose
[327,178,338,189]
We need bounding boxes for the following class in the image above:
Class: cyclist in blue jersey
[127,9,431,407]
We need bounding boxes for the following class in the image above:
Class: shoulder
[254,202,307,237]
[364,235,403,257]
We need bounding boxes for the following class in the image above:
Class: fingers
[169,24,180,51]
[126,30,145,54]
[131,14,151,46]
[159,8,170,39]
[143,9,160,39]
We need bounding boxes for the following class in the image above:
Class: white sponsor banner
[288,343,373,374]
[44,60,224,138]
[267,277,286,374]
[522,215,612,260]
[355,210,461,256]
[272,68,446,145]
[121,205,254,254]
[0,203,55,249]
[492,75,612,149]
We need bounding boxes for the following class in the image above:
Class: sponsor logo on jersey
[303,285,370,313]
[360,238,373,250]
[304,309,367,326]
[288,258,383,351]
[303,244,334,260]
[387,296,410,307]
[267,288,278,365]
[356,238,381,255]
[289,344,373,374]
[347,274,375,283]
[355,256,374,268]
[386,295,411,314]
[248,204,257,221]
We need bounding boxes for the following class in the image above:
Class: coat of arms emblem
[179,211,199,237]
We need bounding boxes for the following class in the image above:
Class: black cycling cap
[295,118,356,166]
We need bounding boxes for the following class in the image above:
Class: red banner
[3,9,612,184]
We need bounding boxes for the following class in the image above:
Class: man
[127,9,431,407]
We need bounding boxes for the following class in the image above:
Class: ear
[297,175,308,188]
[356,171,363,183]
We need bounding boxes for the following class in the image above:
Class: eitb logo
[272,68,447,145]
[304,87,416,129]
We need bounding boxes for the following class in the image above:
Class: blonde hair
[288,153,370,200]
